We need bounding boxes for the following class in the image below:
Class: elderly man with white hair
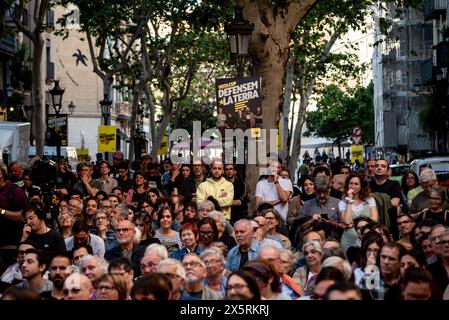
[140,244,168,276]
[158,258,186,300]
[226,219,260,272]
[411,168,448,216]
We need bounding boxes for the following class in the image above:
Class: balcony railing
[424,0,447,20]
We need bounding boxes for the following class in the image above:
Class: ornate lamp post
[49,80,65,158]
[133,108,147,161]
[68,101,76,115]
[224,4,254,77]
[99,93,112,161]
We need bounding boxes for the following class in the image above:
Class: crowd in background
[0,149,448,301]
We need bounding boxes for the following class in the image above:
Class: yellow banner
[158,135,169,155]
[351,145,364,164]
[98,126,117,152]
[76,149,89,162]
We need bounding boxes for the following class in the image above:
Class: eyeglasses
[162,273,181,280]
[63,288,81,295]
[203,259,220,266]
[97,285,116,292]
[95,216,108,221]
[182,261,204,268]
[199,231,214,237]
[227,284,248,291]
[437,239,449,246]
[116,228,132,233]
[398,220,413,225]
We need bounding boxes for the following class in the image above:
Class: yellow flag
[98,126,117,152]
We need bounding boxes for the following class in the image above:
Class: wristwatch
[0,209,6,215]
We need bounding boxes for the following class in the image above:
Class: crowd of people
[0,150,448,301]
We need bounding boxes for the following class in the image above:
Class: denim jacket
[226,240,260,272]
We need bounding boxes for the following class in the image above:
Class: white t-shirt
[338,197,376,218]
[255,178,293,222]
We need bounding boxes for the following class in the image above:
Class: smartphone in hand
[321,213,328,220]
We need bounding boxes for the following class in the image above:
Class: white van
[28,146,78,171]
[410,156,449,183]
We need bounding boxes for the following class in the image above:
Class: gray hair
[208,210,226,228]
[199,200,215,211]
[115,204,129,218]
[420,168,437,184]
[144,243,168,260]
[302,240,323,254]
[279,248,296,263]
[258,244,281,259]
[182,253,205,268]
[200,247,226,265]
[80,254,109,275]
[158,258,186,280]
[234,219,253,231]
[314,175,330,191]
[321,256,352,280]
[69,198,83,211]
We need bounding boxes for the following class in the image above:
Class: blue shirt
[226,240,260,272]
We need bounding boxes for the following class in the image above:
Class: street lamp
[133,107,147,161]
[49,80,65,159]
[100,93,112,125]
[224,4,254,77]
[99,93,112,161]
[68,101,76,115]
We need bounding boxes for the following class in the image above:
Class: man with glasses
[158,258,186,300]
[181,253,221,300]
[396,213,416,250]
[299,175,344,237]
[20,204,66,253]
[68,198,83,220]
[63,273,95,300]
[105,219,145,276]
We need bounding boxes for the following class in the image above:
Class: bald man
[63,273,95,300]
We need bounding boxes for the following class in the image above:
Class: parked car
[389,163,411,182]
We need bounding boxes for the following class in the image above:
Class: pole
[104,114,109,162]
[56,110,61,159]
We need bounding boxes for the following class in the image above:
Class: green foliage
[10,43,32,91]
[305,82,375,144]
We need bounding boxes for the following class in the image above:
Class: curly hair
[344,173,371,202]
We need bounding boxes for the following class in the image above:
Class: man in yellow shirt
[196,160,234,221]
